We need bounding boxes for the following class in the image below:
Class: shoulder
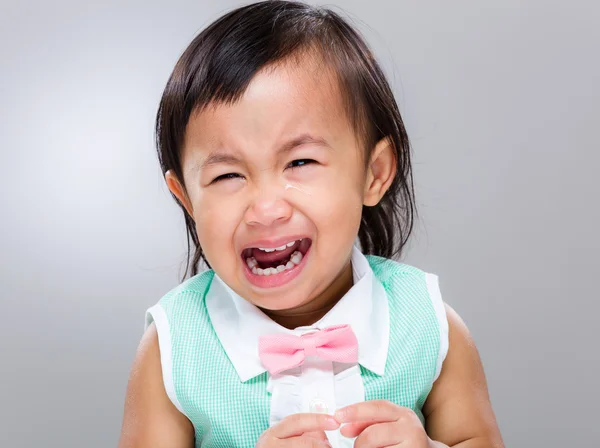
[118,322,194,447]
[366,255,445,313]
[367,255,449,380]
[157,269,215,308]
[145,270,215,325]
[142,270,217,416]
[366,254,428,283]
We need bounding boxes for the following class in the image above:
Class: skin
[118,52,504,447]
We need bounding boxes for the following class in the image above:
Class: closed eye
[287,159,317,169]
[212,173,243,183]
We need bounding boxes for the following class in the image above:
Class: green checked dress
[146,255,448,447]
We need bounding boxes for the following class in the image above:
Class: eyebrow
[196,133,331,171]
[278,133,330,154]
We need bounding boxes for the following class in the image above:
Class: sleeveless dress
[146,250,448,447]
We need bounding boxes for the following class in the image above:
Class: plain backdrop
[1,0,598,446]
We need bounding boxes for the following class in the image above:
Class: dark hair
[155,0,417,281]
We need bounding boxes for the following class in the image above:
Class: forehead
[182,54,353,161]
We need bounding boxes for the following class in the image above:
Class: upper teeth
[258,239,300,252]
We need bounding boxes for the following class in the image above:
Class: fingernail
[334,408,347,422]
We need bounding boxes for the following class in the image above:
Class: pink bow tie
[258,324,359,375]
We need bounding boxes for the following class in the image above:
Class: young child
[118,2,504,447]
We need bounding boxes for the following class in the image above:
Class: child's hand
[256,413,340,447]
[334,400,436,448]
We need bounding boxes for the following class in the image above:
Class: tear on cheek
[284,183,312,196]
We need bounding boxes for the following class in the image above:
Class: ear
[363,136,396,206]
[165,170,195,218]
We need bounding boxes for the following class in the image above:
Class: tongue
[252,241,300,267]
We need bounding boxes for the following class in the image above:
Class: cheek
[302,165,365,239]
[192,192,243,262]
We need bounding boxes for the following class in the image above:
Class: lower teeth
[247,251,303,276]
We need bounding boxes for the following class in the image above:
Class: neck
[261,260,354,329]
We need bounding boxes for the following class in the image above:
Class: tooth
[263,268,271,276]
[291,251,303,265]
[246,257,257,268]
[257,268,264,276]
[277,265,286,272]
[275,245,287,251]
[286,241,295,247]
[252,267,258,274]
[269,267,278,275]
[286,261,294,270]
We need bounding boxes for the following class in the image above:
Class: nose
[244,183,292,228]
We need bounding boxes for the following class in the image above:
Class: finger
[280,435,332,447]
[302,430,329,442]
[334,400,402,424]
[353,422,403,448]
[272,413,339,439]
[339,421,372,438]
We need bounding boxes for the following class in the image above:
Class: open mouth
[242,238,312,277]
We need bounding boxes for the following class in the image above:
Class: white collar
[205,246,390,382]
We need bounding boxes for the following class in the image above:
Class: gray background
[1,0,598,446]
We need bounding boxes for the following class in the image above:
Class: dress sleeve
[145,304,187,416]
[424,273,449,383]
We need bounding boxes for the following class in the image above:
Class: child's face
[168,55,390,312]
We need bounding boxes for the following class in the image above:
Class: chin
[245,287,311,311]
